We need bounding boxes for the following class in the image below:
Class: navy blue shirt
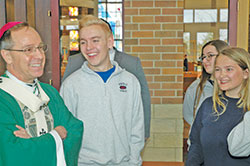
[186,94,250,166]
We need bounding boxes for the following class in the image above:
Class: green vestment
[0,76,83,166]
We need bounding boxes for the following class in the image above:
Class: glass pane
[184,9,193,23]
[65,25,79,30]
[106,3,123,40]
[98,0,123,52]
[69,7,78,16]
[60,25,64,30]
[98,4,107,18]
[114,40,123,51]
[69,30,79,40]
[219,29,228,42]
[195,9,217,23]
[69,41,79,51]
[220,9,228,22]
[69,30,79,51]
[197,32,213,59]
[183,32,190,56]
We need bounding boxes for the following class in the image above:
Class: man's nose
[86,42,93,50]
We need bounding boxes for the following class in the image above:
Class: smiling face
[1,27,45,83]
[202,45,218,74]
[214,55,249,98]
[79,24,114,71]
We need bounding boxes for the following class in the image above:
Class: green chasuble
[0,76,83,166]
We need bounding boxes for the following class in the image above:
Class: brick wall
[124,0,184,162]
[124,0,184,104]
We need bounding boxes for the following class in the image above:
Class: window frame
[98,0,124,51]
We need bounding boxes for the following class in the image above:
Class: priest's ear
[0,54,6,75]
[0,49,13,64]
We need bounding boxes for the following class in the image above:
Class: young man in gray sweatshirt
[60,15,145,166]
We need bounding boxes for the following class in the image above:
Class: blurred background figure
[184,54,188,71]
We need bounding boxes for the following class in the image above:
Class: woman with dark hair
[183,40,229,125]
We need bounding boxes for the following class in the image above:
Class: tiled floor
[143,162,184,166]
[142,119,189,166]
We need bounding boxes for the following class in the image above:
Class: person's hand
[13,125,31,139]
[55,126,67,140]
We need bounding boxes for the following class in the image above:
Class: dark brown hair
[193,40,229,116]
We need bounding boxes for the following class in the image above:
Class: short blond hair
[79,15,112,37]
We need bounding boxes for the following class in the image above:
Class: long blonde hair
[212,47,250,116]
[193,40,229,116]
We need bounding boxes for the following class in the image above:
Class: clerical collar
[6,71,37,91]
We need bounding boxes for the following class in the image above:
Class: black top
[184,58,188,71]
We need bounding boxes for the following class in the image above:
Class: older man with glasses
[0,22,83,166]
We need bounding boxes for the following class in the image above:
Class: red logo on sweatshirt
[119,82,127,92]
[120,86,126,89]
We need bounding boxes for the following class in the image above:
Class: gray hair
[0,22,29,50]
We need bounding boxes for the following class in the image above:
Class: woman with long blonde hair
[186,47,250,165]
[226,48,250,157]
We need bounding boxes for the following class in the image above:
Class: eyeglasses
[200,53,217,61]
[5,44,48,55]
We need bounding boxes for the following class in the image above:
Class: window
[195,9,217,23]
[69,7,78,17]
[219,29,228,41]
[65,25,79,30]
[220,9,228,22]
[69,30,79,51]
[184,10,193,23]
[98,0,123,51]
[183,32,191,55]
[197,32,214,58]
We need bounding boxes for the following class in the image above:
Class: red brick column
[124,0,184,104]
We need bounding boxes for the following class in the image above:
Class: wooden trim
[236,0,249,49]
[0,0,6,75]
[51,0,60,90]
[14,0,26,22]
[0,0,6,27]
[228,0,238,46]
[27,0,35,28]
[34,0,52,85]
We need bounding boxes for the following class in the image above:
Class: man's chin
[32,71,44,79]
